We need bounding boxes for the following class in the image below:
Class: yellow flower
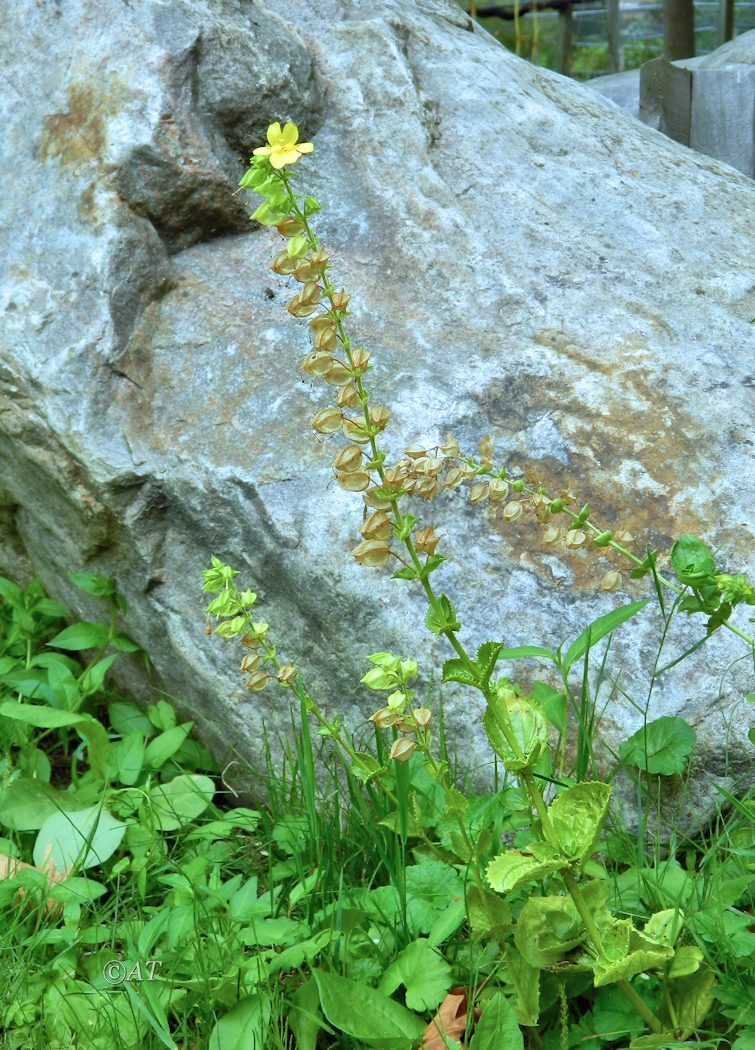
[253,122,314,169]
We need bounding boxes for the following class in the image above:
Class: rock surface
[1,0,754,825]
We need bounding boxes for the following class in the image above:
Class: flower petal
[280,122,299,145]
[252,145,272,156]
[297,141,314,154]
[270,146,302,168]
[266,121,282,145]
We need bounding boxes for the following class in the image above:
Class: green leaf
[548,782,612,864]
[619,717,696,776]
[147,773,214,830]
[0,778,86,831]
[442,658,477,686]
[530,681,566,733]
[48,621,110,651]
[68,572,117,598]
[289,978,326,1050]
[425,595,461,636]
[593,927,674,987]
[351,751,384,783]
[313,969,426,1047]
[476,641,503,683]
[668,945,704,979]
[33,805,125,871]
[208,993,271,1050]
[144,723,193,768]
[379,938,453,1011]
[112,732,145,786]
[466,882,511,941]
[514,894,585,967]
[670,535,717,586]
[505,946,540,1026]
[79,653,118,694]
[486,844,566,893]
[0,701,109,779]
[562,601,649,675]
[495,645,556,663]
[665,965,715,1031]
[469,991,522,1050]
[483,689,548,772]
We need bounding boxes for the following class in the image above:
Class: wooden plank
[717,0,735,44]
[607,0,622,74]
[556,3,573,75]
[690,68,755,177]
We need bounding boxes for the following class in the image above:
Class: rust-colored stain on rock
[40,82,122,167]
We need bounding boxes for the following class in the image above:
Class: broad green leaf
[49,876,108,903]
[590,986,646,1043]
[379,938,453,1011]
[112,732,145,786]
[79,653,118,694]
[619,716,696,776]
[563,601,649,675]
[33,805,125,871]
[548,782,611,864]
[530,681,566,733]
[112,632,141,652]
[469,991,522,1050]
[108,701,153,736]
[144,723,193,768]
[208,993,271,1050]
[48,621,110,651]
[147,773,214,830]
[669,535,716,585]
[486,844,566,893]
[514,894,585,967]
[351,751,384,782]
[483,689,548,772]
[665,966,716,1031]
[668,945,704,978]
[313,969,425,1047]
[0,700,89,728]
[593,928,674,987]
[69,572,117,598]
[0,778,85,831]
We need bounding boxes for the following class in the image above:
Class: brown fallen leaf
[0,847,70,912]
[422,986,482,1049]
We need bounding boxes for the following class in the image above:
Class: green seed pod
[550,498,564,513]
[593,530,613,547]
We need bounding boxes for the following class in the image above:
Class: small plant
[201,122,755,1047]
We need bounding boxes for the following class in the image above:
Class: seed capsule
[343,418,372,443]
[301,352,333,376]
[415,525,440,555]
[334,445,363,473]
[363,488,393,510]
[349,347,371,374]
[389,737,417,762]
[314,324,338,352]
[443,467,465,489]
[360,510,393,541]
[369,405,390,430]
[601,570,622,592]
[440,434,461,458]
[277,664,297,685]
[311,408,343,434]
[276,217,306,236]
[323,362,352,386]
[271,251,297,275]
[351,539,392,566]
[337,470,370,491]
[331,289,351,311]
[470,482,489,504]
[413,707,431,727]
[240,653,262,673]
[543,526,560,545]
[371,707,400,729]
[503,501,523,522]
[337,381,361,409]
[566,529,586,548]
[245,670,269,692]
[488,478,510,502]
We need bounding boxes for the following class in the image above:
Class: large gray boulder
[1,0,753,824]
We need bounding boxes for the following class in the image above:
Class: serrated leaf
[486,845,566,893]
[619,716,696,776]
[425,595,461,636]
[379,938,453,1011]
[548,782,611,864]
[593,929,674,987]
[441,658,477,686]
[514,894,585,967]
[563,601,649,675]
[483,690,548,772]
[466,882,511,940]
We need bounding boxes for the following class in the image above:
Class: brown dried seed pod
[363,488,393,510]
[503,500,523,522]
[360,510,393,541]
[301,352,333,377]
[415,525,440,555]
[601,570,622,592]
[416,477,441,501]
[566,529,587,548]
[293,261,318,283]
[389,737,417,762]
[277,664,297,685]
[240,653,262,673]
[414,456,443,477]
[276,217,306,236]
[351,539,392,566]
[245,670,269,692]
[331,289,351,311]
[470,482,490,505]
[413,706,432,727]
[488,478,510,502]
[343,418,372,443]
[370,405,390,430]
[311,408,343,434]
[371,707,400,729]
[314,326,338,352]
[543,526,560,545]
[350,347,371,374]
[337,469,371,492]
[309,249,329,270]
[334,445,363,473]
[337,381,361,410]
[271,251,297,275]
[444,467,465,489]
[440,434,461,458]
[323,362,352,386]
